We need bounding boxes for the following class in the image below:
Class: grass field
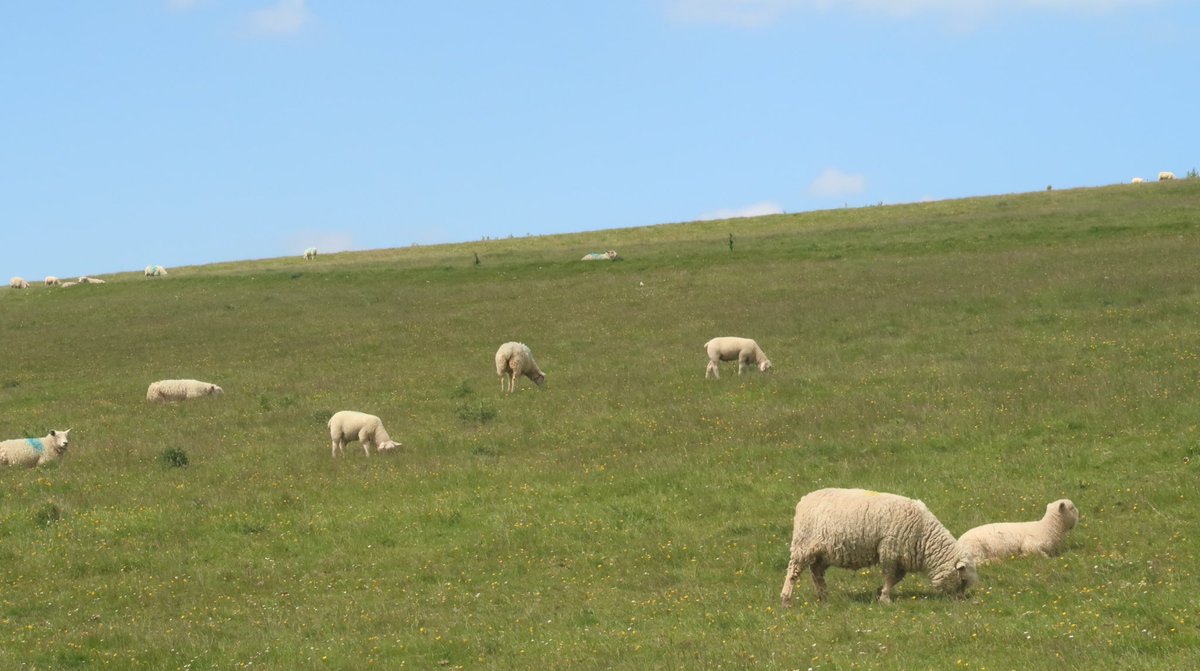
[2,180,1198,669]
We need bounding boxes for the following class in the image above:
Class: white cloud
[248,0,311,37]
[697,200,785,221]
[665,0,1163,26]
[806,168,867,198]
[285,231,355,256]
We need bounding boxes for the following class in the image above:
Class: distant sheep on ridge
[10,277,30,289]
[304,247,318,260]
[1159,171,1176,181]
[145,265,168,277]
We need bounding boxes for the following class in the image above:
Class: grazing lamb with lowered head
[144,264,168,277]
[45,276,61,286]
[146,379,224,402]
[0,429,71,468]
[781,488,977,606]
[1159,171,1176,181]
[495,341,546,392]
[958,499,1080,565]
[328,410,401,457]
[304,247,318,260]
[704,336,772,379]
[10,277,29,289]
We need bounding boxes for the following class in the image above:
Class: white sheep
[780,488,978,606]
[1159,171,1176,181]
[304,247,318,260]
[59,281,78,288]
[144,264,168,277]
[9,277,29,289]
[78,276,106,284]
[1130,177,1144,184]
[957,499,1080,565]
[581,250,619,261]
[327,410,401,457]
[0,429,71,468]
[45,276,61,286]
[704,336,772,379]
[495,341,546,392]
[146,379,224,402]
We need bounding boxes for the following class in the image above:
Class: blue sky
[2,1,1196,280]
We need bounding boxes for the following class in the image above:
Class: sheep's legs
[705,361,720,379]
[810,561,829,601]
[878,564,906,604]
[331,439,342,458]
[781,552,815,607]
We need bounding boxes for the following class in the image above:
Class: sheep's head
[933,557,978,598]
[50,429,71,455]
[1049,499,1080,529]
[759,359,773,373]
[209,385,224,396]
[378,440,401,453]
[532,372,546,388]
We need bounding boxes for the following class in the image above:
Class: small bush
[160,447,189,468]
[451,380,473,399]
[1187,168,1199,180]
[33,501,63,528]
[456,400,497,424]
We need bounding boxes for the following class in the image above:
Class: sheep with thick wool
[146,379,224,402]
[495,342,546,393]
[45,276,61,286]
[958,499,1079,565]
[78,276,105,284]
[327,410,400,457]
[1159,171,1176,181]
[10,277,29,289]
[304,247,318,260]
[704,336,772,379]
[0,429,71,468]
[780,488,978,606]
[144,265,168,277]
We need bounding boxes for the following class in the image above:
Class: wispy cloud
[806,168,867,198]
[248,0,311,37]
[697,200,784,221]
[666,0,1163,27]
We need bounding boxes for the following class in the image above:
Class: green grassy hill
[2,181,1198,669]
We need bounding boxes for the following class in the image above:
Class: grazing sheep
[327,410,401,457]
[144,264,168,277]
[146,379,224,402]
[0,429,71,468]
[958,499,1080,565]
[1159,171,1176,181]
[45,276,61,286]
[1131,177,1145,184]
[10,277,30,289]
[780,488,978,606]
[704,336,772,379]
[495,341,546,392]
[304,247,318,260]
[78,276,106,284]
[581,250,619,261]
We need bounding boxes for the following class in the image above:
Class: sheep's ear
[1058,501,1068,513]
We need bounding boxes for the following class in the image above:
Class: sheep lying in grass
[146,379,224,402]
[1159,171,1176,181]
[704,336,772,379]
[495,341,546,392]
[328,410,401,457]
[144,264,168,277]
[60,281,79,288]
[581,250,619,261]
[78,276,106,284]
[45,276,61,286]
[10,277,29,289]
[780,488,977,606]
[958,499,1080,565]
[304,247,318,260]
[0,429,71,468]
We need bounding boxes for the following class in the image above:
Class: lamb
[304,247,318,260]
[780,488,977,606]
[957,499,1080,565]
[495,341,546,392]
[327,410,401,457]
[581,250,619,261]
[45,276,61,286]
[1159,171,1176,181]
[9,277,29,289]
[146,379,224,402]
[704,336,772,379]
[144,264,168,277]
[0,429,71,468]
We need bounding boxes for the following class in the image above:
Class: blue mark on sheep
[25,438,44,454]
